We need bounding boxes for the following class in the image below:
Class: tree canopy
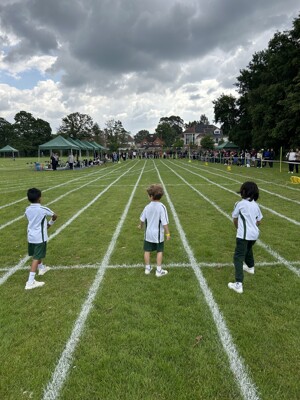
[213,14,300,150]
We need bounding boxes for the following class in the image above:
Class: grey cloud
[0,0,299,94]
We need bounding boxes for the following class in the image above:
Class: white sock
[157,266,162,272]
[28,272,36,284]
[145,264,151,270]
[38,263,44,270]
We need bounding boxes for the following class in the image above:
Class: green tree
[200,135,215,150]
[134,130,149,144]
[57,112,94,139]
[213,94,238,137]
[13,111,52,156]
[200,114,209,125]
[159,115,184,137]
[104,120,128,152]
[92,123,105,146]
[155,122,176,147]
[0,118,15,148]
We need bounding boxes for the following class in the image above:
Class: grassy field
[0,156,299,400]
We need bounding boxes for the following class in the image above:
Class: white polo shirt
[232,198,263,240]
[140,201,169,243]
[25,203,55,244]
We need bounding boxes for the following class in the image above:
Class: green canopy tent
[38,136,80,169]
[38,135,79,157]
[0,145,19,158]
[215,141,239,150]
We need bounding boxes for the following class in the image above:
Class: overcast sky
[0,0,299,135]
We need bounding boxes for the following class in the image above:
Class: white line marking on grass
[1,260,295,272]
[163,161,300,278]
[0,168,109,210]
[0,163,139,287]
[171,161,300,226]
[42,162,146,400]
[0,255,31,286]
[154,162,260,400]
[185,162,300,204]
[0,164,128,230]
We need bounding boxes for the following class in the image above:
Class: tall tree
[92,123,105,146]
[213,94,238,137]
[13,111,52,156]
[200,135,215,150]
[57,112,94,139]
[200,114,209,125]
[0,118,15,147]
[159,115,184,137]
[104,119,128,152]
[155,122,176,147]
[134,130,149,143]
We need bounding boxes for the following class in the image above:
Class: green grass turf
[0,157,299,399]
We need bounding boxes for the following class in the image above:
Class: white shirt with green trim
[25,203,54,244]
[140,201,169,243]
[232,198,263,240]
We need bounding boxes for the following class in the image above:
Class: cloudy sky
[0,0,299,135]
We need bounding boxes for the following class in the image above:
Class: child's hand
[166,234,171,241]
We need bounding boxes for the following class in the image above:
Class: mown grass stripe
[42,162,146,400]
[172,161,300,226]
[0,162,139,287]
[0,163,124,231]
[155,161,260,400]
[163,161,300,277]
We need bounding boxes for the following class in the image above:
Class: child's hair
[27,188,42,203]
[238,181,259,201]
[147,184,164,200]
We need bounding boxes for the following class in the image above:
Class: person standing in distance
[138,184,171,277]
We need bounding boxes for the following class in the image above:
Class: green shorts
[144,240,164,252]
[28,242,47,259]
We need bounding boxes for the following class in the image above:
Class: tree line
[213,15,300,150]
[0,15,299,155]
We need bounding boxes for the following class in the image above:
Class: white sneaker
[243,263,255,274]
[145,266,152,275]
[38,266,51,276]
[156,269,168,277]
[25,280,45,290]
[228,282,243,294]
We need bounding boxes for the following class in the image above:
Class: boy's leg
[156,251,163,267]
[233,238,247,283]
[26,258,45,289]
[144,251,152,274]
[244,241,256,268]
[144,251,151,265]
[156,251,168,277]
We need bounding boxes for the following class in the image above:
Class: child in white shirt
[138,184,170,277]
[228,181,263,294]
[24,188,57,290]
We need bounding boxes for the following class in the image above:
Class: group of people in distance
[286,148,300,174]
[24,180,262,294]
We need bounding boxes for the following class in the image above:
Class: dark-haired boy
[24,188,57,290]
[228,181,263,294]
[138,184,170,277]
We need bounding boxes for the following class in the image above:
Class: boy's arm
[48,213,58,228]
[233,217,238,229]
[163,224,171,240]
[138,220,144,229]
